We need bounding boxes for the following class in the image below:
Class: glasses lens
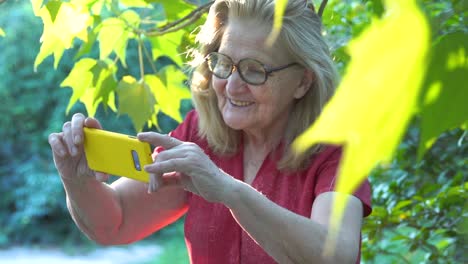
[239,59,266,85]
[208,53,232,79]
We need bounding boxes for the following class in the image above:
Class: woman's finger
[62,122,77,156]
[48,132,66,157]
[144,158,184,176]
[70,113,86,145]
[148,172,165,193]
[138,132,182,150]
[84,116,103,129]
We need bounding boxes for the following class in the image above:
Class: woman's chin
[222,115,249,130]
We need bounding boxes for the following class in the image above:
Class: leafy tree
[32,0,208,131]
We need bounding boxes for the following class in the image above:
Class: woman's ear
[294,69,314,99]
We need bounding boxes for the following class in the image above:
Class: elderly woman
[48,0,371,263]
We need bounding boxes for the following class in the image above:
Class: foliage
[0,1,80,246]
[141,219,189,264]
[363,126,467,263]
[32,0,205,132]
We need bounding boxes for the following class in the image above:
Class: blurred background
[0,0,466,263]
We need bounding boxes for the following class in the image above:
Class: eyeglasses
[205,52,298,85]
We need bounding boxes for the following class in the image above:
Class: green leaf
[149,0,194,20]
[97,10,140,67]
[266,0,288,46]
[98,18,127,61]
[418,32,468,158]
[90,59,118,110]
[116,76,156,132]
[46,1,62,22]
[60,58,97,114]
[150,30,185,66]
[394,200,413,211]
[145,66,190,124]
[292,0,430,254]
[75,28,97,60]
[120,0,151,8]
[370,0,385,17]
[0,28,5,37]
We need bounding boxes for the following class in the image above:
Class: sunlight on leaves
[61,58,97,114]
[61,58,117,117]
[150,30,186,66]
[266,0,288,46]
[98,10,140,67]
[0,28,5,37]
[89,59,118,111]
[34,2,91,69]
[30,0,44,16]
[116,76,156,132]
[120,0,151,8]
[145,65,191,124]
[418,32,468,158]
[293,0,430,256]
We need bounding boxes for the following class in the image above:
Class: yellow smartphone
[83,127,153,182]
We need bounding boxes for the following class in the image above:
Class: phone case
[83,127,153,182]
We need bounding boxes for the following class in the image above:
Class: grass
[139,219,189,264]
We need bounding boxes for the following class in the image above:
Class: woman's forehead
[218,18,290,63]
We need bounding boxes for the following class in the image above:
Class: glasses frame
[205,52,298,85]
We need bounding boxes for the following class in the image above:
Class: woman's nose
[226,69,246,93]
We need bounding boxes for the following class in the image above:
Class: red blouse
[168,110,372,264]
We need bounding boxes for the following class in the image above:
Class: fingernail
[74,135,81,144]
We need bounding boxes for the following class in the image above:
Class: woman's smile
[228,98,255,107]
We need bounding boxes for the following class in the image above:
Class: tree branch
[145,1,214,37]
[138,35,145,81]
[318,0,328,17]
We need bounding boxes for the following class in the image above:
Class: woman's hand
[138,132,236,203]
[48,113,109,182]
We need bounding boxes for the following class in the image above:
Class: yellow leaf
[34,2,91,69]
[60,58,97,114]
[30,0,44,16]
[293,0,429,256]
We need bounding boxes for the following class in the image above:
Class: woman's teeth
[230,99,253,107]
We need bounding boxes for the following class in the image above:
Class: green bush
[363,125,467,263]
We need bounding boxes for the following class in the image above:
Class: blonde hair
[190,0,338,171]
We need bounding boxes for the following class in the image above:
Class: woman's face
[212,18,308,135]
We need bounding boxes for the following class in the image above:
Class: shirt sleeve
[314,146,372,217]
[169,109,199,142]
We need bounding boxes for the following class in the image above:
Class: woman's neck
[242,114,289,155]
